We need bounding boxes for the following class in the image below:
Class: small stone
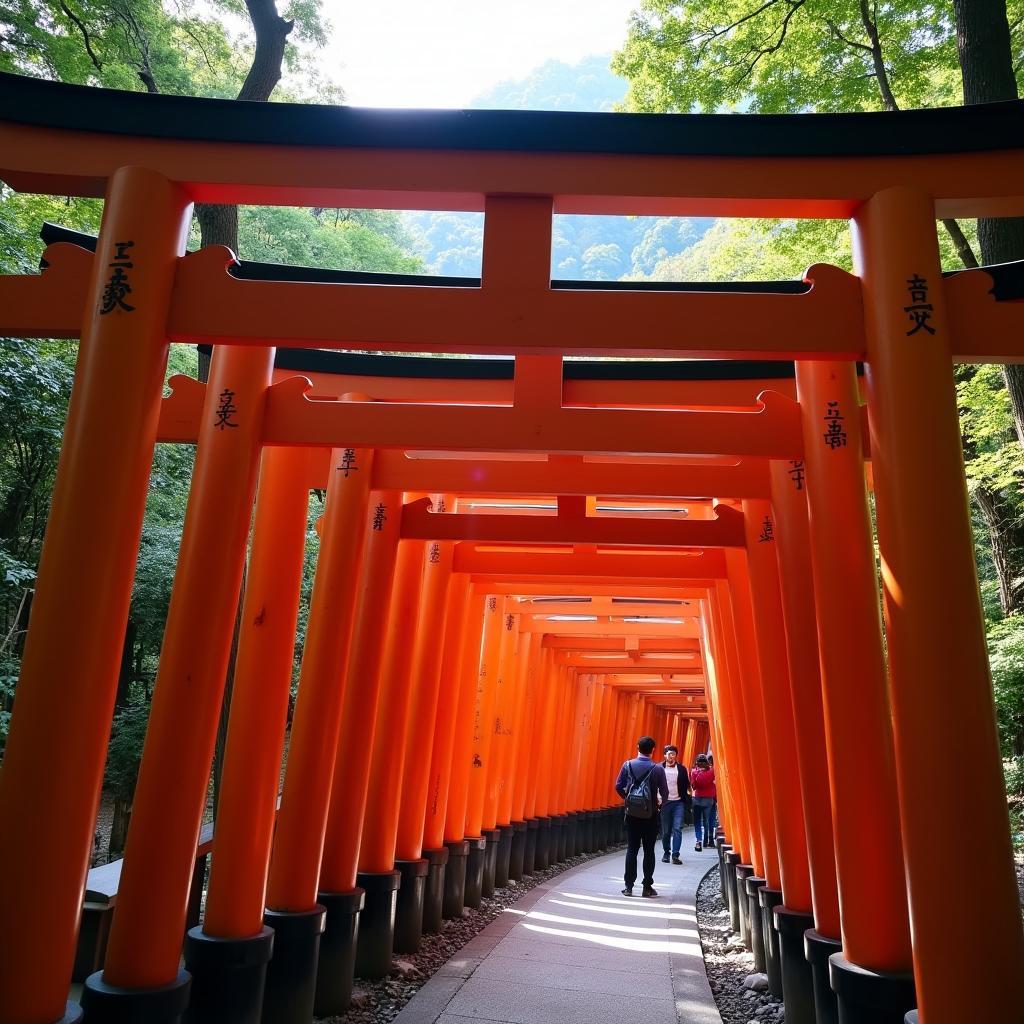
[349,989,371,1008]
[391,959,418,978]
[743,972,770,991]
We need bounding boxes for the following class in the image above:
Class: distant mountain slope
[402,56,710,280]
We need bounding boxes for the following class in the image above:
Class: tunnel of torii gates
[3,72,1024,1024]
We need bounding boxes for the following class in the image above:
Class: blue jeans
[660,799,683,857]
[693,797,715,845]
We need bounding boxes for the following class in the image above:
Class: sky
[321,0,638,107]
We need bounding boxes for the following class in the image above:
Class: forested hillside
[402,55,712,280]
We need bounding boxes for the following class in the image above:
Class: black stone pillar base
[81,969,191,1024]
[718,843,732,911]
[600,808,612,848]
[481,828,501,897]
[422,847,449,934]
[565,812,579,857]
[611,808,623,846]
[523,818,539,874]
[591,810,603,851]
[805,929,841,1024]
[354,870,400,979]
[262,906,326,1024]
[829,953,916,1024]
[735,864,754,948]
[394,859,430,954]
[773,906,816,1024]
[552,814,567,862]
[534,816,551,870]
[442,840,469,919]
[745,877,768,973]
[758,887,784,999]
[509,821,527,880]
[464,836,487,908]
[74,901,115,983]
[725,852,742,933]
[182,926,274,1024]
[495,825,514,887]
[312,890,364,1017]
[580,811,593,852]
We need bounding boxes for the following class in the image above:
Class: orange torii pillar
[768,457,842,1024]
[0,168,191,1024]
[258,444,374,1024]
[532,656,566,869]
[493,629,533,884]
[553,667,586,859]
[87,337,274,1024]
[352,528,427,976]
[545,665,575,862]
[314,490,404,1011]
[706,585,764,937]
[479,607,517,894]
[680,719,697,768]
[442,594,494,909]
[519,642,549,871]
[795,357,915,1024]
[424,583,477,919]
[865,189,1024,1024]
[702,600,757,891]
[507,635,541,877]
[591,679,621,850]
[183,447,312,1024]
[570,673,602,854]
[720,560,783,957]
[743,499,818,1024]
[392,502,456,945]
[461,595,505,903]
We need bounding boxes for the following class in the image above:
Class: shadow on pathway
[392,840,723,1024]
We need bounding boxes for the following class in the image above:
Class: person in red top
[690,753,717,852]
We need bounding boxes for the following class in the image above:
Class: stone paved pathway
[393,841,723,1024]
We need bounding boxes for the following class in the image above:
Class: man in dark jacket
[614,736,669,897]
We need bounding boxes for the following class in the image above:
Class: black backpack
[623,761,656,818]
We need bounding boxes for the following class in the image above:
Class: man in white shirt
[659,745,690,865]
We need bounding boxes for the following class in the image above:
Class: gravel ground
[696,864,785,1024]
[316,843,624,1024]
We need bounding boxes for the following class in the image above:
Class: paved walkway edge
[390,843,723,1024]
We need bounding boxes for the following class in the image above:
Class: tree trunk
[109,795,131,859]
[952,0,1024,447]
[974,483,1022,616]
[115,617,136,711]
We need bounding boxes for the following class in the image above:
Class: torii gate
[0,70,1023,1024]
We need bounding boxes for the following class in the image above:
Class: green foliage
[958,364,1024,490]
[103,692,150,801]
[989,617,1024,757]
[237,206,422,271]
[0,0,335,101]
[635,217,851,281]
[613,0,964,114]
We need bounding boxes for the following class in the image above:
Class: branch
[180,21,215,71]
[859,0,898,110]
[825,19,873,53]
[941,218,980,269]
[692,0,787,58]
[730,0,806,85]
[58,0,103,72]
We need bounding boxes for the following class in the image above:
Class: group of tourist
[614,736,717,898]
